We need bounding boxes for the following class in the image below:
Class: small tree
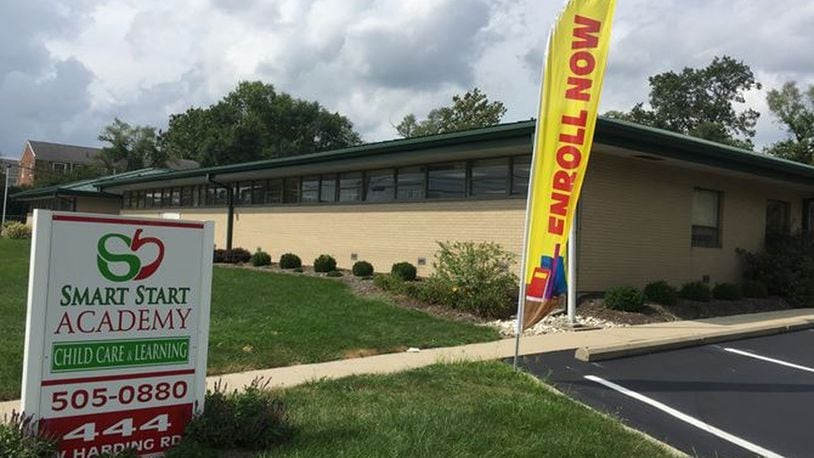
[98,118,169,171]
[425,241,518,318]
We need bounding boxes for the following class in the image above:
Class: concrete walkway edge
[3,308,813,419]
[575,316,814,361]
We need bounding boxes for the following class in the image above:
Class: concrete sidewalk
[3,308,813,418]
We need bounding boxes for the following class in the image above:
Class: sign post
[21,210,214,457]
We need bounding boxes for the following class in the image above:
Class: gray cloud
[0,1,99,156]
[349,1,491,89]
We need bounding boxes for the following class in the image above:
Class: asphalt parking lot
[514,329,814,457]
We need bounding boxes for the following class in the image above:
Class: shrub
[713,283,742,300]
[423,241,518,319]
[373,274,406,293]
[604,286,645,312]
[179,380,292,452]
[741,280,769,298]
[250,250,272,267]
[165,440,218,457]
[391,262,417,281]
[680,281,712,302]
[292,267,304,273]
[326,270,343,277]
[279,253,302,269]
[1,221,31,239]
[643,281,678,305]
[0,412,57,457]
[352,261,374,277]
[214,248,251,264]
[225,248,251,264]
[738,232,814,305]
[313,254,337,273]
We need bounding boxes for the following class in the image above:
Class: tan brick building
[30,118,814,293]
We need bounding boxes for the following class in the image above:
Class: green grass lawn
[0,240,29,402]
[265,361,673,457]
[0,239,499,401]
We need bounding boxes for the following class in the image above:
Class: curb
[574,319,814,362]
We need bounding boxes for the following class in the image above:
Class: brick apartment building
[17,140,105,186]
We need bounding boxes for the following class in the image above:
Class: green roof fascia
[12,186,120,200]
[11,167,169,200]
[96,117,814,189]
[597,117,814,184]
[96,120,538,189]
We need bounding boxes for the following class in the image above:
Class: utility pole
[2,164,10,228]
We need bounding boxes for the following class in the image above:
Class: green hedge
[604,286,645,312]
[680,281,712,302]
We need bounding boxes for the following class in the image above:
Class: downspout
[207,174,234,250]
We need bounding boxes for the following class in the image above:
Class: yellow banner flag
[519,0,616,330]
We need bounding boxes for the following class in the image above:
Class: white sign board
[21,210,214,457]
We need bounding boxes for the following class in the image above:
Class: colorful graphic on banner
[520,0,616,329]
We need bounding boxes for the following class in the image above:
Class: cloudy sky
[1,0,813,158]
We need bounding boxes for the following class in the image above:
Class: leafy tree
[396,88,507,137]
[98,118,167,172]
[606,56,761,149]
[32,164,105,188]
[765,82,814,164]
[161,81,362,167]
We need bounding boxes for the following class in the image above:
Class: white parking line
[584,375,784,458]
[723,348,814,374]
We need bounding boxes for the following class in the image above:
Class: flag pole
[567,205,577,325]
[513,20,555,371]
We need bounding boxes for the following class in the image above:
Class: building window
[301,176,319,203]
[471,158,509,196]
[55,197,73,211]
[511,155,532,196]
[171,188,182,207]
[236,182,252,205]
[216,186,229,205]
[194,186,204,207]
[766,200,790,237]
[339,172,362,202]
[397,166,426,200]
[320,174,337,202]
[266,179,283,204]
[251,181,266,205]
[692,188,722,248]
[181,187,193,207]
[203,185,228,206]
[365,169,395,201]
[52,162,67,173]
[150,189,162,208]
[804,199,814,235]
[427,162,465,199]
[284,177,300,203]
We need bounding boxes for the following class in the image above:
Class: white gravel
[485,313,628,337]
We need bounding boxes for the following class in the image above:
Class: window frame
[691,187,723,248]
[765,199,791,237]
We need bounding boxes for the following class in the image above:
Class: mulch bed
[578,296,794,325]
